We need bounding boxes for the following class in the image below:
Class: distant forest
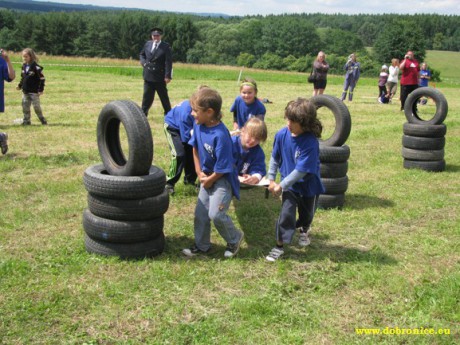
[0,5,459,77]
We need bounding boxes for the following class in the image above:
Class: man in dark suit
[140,27,172,117]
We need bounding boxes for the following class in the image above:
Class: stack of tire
[311,95,352,209]
[82,100,169,259]
[402,87,448,172]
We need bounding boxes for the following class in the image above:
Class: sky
[38,0,460,16]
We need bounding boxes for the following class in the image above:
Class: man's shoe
[165,184,175,195]
[0,133,8,155]
[298,227,311,247]
[266,247,284,262]
[182,245,209,257]
[224,231,244,258]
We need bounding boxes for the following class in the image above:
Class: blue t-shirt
[0,57,13,113]
[230,96,266,128]
[164,100,195,143]
[419,69,431,87]
[272,127,324,197]
[189,122,240,199]
[231,136,266,177]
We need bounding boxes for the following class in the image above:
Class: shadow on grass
[445,164,460,172]
[343,193,395,210]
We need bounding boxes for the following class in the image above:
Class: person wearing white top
[386,58,400,103]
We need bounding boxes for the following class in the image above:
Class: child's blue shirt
[231,136,266,177]
[230,96,266,128]
[164,100,195,143]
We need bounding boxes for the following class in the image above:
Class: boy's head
[241,118,267,149]
[190,87,223,124]
[284,98,322,138]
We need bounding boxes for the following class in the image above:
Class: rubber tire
[84,233,165,259]
[321,176,349,195]
[83,164,166,200]
[318,194,345,209]
[97,100,153,176]
[402,135,445,150]
[404,87,448,125]
[311,94,351,147]
[319,145,350,163]
[403,122,447,138]
[87,189,169,221]
[82,209,164,243]
[320,161,348,178]
[403,159,446,172]
[401,147,444,161]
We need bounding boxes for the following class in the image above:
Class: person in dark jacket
[139,27,172,117]
[0,48,15,154]
[17,48,47,125]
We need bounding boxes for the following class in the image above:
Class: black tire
[401,147,444,161]
[311,95,352,147]
[319,145,350,163]
[97,100,153,176]
[321,176,349,195]
[83,164,166,200]
[403,122,447,138]
[320,161,348,178]
[318,194,345,209]
[402,135,445,150]
[87,189,169,221]
[84,233,165,259]
[404,87,448,125]
[403,159,446,172]
[82,209,164,243]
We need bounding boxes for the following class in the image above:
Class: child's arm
[201,172,224,189]
[193,147,203,179]
[38,67,45,94]
[279,170,308,191]
[232,111,239,130]
[267,156,281,196]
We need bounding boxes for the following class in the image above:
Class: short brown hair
[285,98,322,138]
[243,118,267,142]
[190,87,223,121]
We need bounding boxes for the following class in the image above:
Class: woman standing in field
[386,58,399,103]
[312,51,329,96]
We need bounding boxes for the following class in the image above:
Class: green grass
[0,54,459,344]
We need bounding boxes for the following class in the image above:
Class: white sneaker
[266,247,284,262]
[298,227,311,247]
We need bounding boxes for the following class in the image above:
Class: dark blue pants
[141,80,171,116]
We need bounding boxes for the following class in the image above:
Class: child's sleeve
[37,65,45,92]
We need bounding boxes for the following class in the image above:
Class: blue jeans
[194,178,241,251]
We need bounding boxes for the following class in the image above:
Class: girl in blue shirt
[266,98,324,262]
[183,88,244,259]
[230,78,266,131]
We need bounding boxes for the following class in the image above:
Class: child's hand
[273,184,282,197]
[241,174,259,185]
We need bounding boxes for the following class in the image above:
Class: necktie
[152,42,158,52]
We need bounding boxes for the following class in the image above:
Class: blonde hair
[243,118,267,142]
[190,87,223,121]
[391,58,399,65]
[240,77,258,94]
[316,51,326,61]
[22,48,38,63]
[285,98,322,138]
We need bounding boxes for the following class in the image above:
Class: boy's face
[191,106,214,126]
[240,129,260,149]
[286,119,303,136]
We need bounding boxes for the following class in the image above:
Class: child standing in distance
[183,88,244,259]
[17,48,47,125]
[230,77,266,131]
[163,99,198,194]
[266,98,324,262]
[232,117,267,185]
[378,65,389,103]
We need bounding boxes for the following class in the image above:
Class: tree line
[0,9,458,78]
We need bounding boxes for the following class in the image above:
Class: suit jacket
[140,40,172,83]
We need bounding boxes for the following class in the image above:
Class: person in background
[230,77,266,131]
[182,87,244,259]
[17,48,47,125]
[0,48,16,154]
[232,117,267,186]
[340,53,361,102]
[266,98,324,262]
[312,51,330,96]
[377,65,389,103]
[139,27,172,117]
[399,50,420,111]
[386,58,400,103]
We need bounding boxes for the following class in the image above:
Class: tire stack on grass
[311,95,352,209]
[82,100,169,259]
[402,87,448,172]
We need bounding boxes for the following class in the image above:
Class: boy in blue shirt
[230,78,266,131]
[163,99,197,194]
[232,117,267,185]
[183,88,244,259]
[266,98,324,262]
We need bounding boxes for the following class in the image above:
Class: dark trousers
[400,84,418,111]
[275,191,319,244]
[164,124,197,187]
[142,80,171,116]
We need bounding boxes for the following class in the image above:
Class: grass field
[0,52,459,344]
